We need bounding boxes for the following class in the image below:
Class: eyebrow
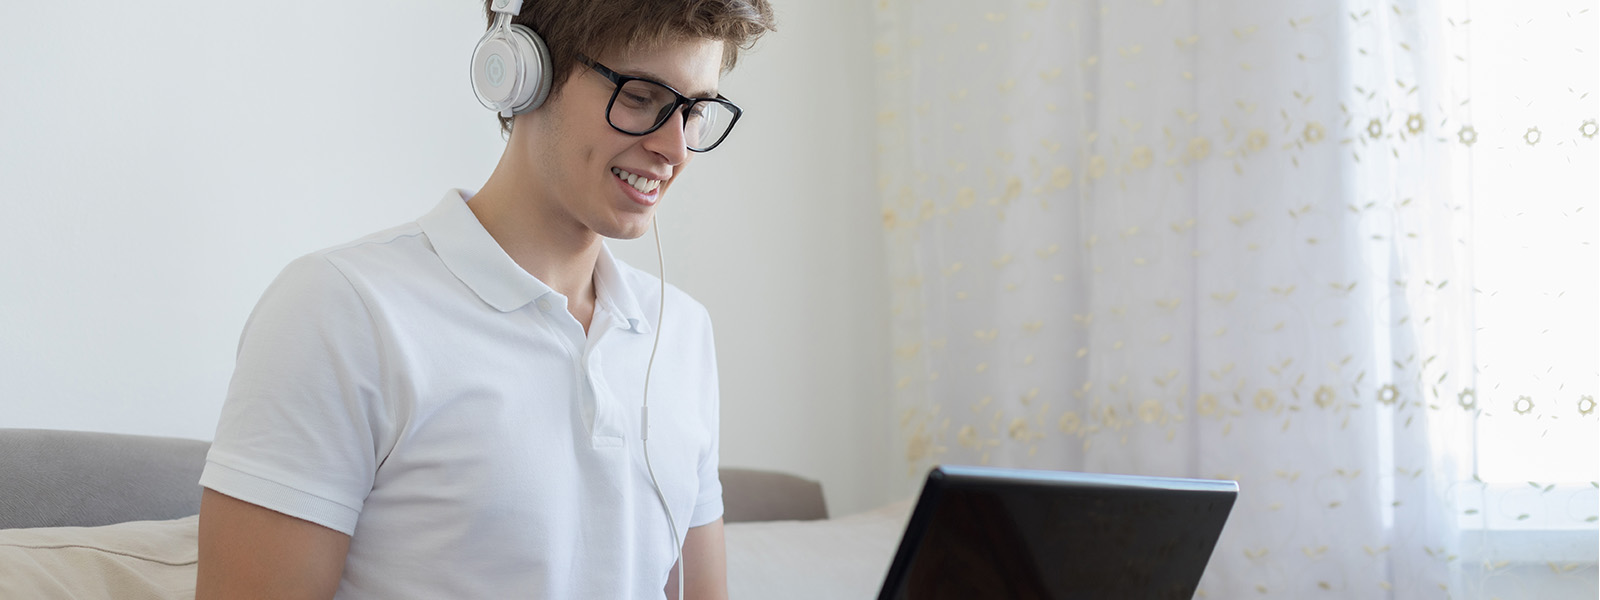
[620,67,719,99]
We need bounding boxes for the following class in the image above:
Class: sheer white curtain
[875,0,1595,596]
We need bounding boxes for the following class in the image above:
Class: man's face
[520,37,726,240]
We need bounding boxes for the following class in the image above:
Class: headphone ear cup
[470,21,553,117]
[504,24,553,115]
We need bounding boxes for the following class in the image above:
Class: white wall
[0,0,893,515]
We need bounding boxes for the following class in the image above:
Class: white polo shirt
[200,189,723,599]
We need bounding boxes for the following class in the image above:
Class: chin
[609,227,650,241]
[592,215,654,241]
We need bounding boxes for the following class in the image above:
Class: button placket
[585,320,628,445]
[531,291,608,444]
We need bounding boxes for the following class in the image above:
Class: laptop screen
[880,466,1238,600]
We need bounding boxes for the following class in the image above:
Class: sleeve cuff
[199,460,362,536]
[689,495,724,528]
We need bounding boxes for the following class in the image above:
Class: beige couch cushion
[0,516,197,600]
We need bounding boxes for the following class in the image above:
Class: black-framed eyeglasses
[582,57,742,153]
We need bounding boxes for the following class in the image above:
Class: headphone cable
[639,214,684,599]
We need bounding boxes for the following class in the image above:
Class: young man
[195,1,774,598]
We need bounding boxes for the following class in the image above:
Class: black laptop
[877,465,1238,600]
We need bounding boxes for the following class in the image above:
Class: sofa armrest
[0,429,209,529]
[2,429,829,528]
[720,467,828,523]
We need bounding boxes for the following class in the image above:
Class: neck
[469,147,600,306]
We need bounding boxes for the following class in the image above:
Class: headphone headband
[489,0,523,16]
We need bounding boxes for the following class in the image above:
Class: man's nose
[642,109,692,166]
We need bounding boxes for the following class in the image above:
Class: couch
[0,428,909,599]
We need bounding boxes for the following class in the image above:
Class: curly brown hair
[484,0,777,138]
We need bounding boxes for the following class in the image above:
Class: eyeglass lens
[610,79,735,150]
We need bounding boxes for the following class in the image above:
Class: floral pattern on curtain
[874,0,1597,597]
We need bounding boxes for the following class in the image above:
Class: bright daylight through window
[1466,3,1597,525]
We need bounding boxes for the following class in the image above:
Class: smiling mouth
[611,167,661,193]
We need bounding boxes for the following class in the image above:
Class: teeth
[611,167,661,193]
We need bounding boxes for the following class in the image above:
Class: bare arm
[196,488,352,600]
[664,518,728,600]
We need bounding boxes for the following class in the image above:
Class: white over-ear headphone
[470,0,553,117]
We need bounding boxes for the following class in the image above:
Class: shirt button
[536,298,552,312]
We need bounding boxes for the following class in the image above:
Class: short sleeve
[199,254,395,536]
[689,307,724,528]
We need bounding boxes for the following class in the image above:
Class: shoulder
[267,222,434,298]
[252,222,432,324]
[307,222,429,278]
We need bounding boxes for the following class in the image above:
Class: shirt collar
[418,189,651,335]
[593,242,652,335]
